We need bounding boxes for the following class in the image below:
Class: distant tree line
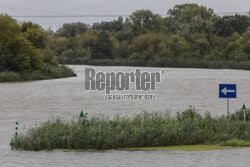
[47,3,250,68]
[2,3,250,71]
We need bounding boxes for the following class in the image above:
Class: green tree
[113,41,129,58]
[166,35,189,58]
[0,15,43,72]
[92,16,123,32]
[56,22,89,37]
[91,31,113,59]
[225,42,248,61]
[168,3,214,23]
[243,42,250,60]
[239,29,250,59]
[43,48,58,66]
[77,30,99,48]
[129,33,168,60]
[215,15,250,37]
[167,3,216,34]
[115,30,134,41]
[21,22,48,49]
[194,38,210,57]
[129,10,162,34]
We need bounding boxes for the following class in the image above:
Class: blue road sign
[219,84,236,98]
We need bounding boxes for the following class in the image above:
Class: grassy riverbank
[0,65,76,82]
[11,109,250,151]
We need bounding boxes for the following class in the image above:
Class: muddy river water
[0,65,250,166]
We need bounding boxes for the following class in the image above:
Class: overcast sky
[1,0,249,16]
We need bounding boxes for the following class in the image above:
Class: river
[0,65,250,166]
[12,16,124,31]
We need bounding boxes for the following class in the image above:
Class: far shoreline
[62,59,250,71]
[0,65,76,82]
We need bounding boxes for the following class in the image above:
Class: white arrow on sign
[221,87,235,95]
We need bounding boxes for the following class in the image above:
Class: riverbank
[58,58,250,71]
[10,109,250,151]
[0,65,76,82]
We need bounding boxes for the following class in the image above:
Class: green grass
[0,65,76,82]
[10,109,250,151]
[223,139,250,147]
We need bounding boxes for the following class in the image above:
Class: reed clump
[11,109,250,151]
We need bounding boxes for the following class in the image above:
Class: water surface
[0,65,250,167]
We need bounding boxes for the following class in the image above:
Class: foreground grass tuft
[10,109,250,151]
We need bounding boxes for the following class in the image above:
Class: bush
[0,65,76,82]
[223,139,250,146]
[39,65,76,79]
[0,71,22,82]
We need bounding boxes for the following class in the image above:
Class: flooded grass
[10,109,250,151]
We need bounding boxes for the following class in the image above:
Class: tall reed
[11,109,250,151]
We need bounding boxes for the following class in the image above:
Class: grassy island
[10,109,250,151]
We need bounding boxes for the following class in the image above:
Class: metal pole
[15,121,18,141]
[227,98,229,115]
[244,109,246,122]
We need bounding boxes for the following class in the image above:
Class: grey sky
[1,0,249,16]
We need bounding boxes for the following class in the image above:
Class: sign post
[219,84,237,115]
[242,104,246,122]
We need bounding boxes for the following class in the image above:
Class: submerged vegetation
[11,109,250,151]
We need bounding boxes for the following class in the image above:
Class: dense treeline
[0,15,75,82]
[46,3,250,69]
[1,3,250,71]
